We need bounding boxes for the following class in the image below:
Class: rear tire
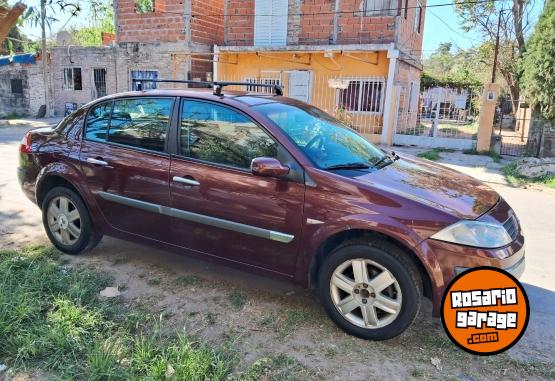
[42,186,102,255]
[318,239,422,340]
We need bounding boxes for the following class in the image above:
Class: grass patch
[502,161,555,188]
[462,148,502,163]
[257,309,309,337]
[147,277,161,286]
[174,274,203,287]
[0,245,237,379]
[236,353,316,381]
[228,290,248,310]
[417,148,455,161]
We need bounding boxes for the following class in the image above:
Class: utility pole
[40,0,50,117]
[491,10,504,84]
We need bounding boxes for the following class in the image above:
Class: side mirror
[251,157,290,177]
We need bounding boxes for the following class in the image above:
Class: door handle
[172,176,200,186]
[86,157,109,166]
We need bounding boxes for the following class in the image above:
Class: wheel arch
[36,175,81,208]
[308,229,433,300]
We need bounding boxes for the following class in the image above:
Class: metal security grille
[245,77,282,93]
[93,68,107,98]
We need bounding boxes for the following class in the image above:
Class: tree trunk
[512,0,526,55]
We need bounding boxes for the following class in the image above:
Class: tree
[69,0,115,46]
[455,0,538,105]
[423,44,488,86]
[521,0,555,120]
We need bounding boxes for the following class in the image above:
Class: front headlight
[431,220,512,249]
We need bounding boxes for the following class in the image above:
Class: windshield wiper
[324,162,371,170]
[373,152,400,168]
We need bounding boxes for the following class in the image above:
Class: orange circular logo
[441,267,529,355]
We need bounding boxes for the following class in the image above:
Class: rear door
[167,99,305,276]
[79,97,176,241]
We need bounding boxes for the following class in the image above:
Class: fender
[35,161,109,233]
[294,213,443,292]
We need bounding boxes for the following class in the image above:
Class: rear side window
[86,102,112,142]
[180,100,278,169]
[108,98,173,152]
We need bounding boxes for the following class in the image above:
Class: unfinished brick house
[38,0,425,142]
[216,0,425,143]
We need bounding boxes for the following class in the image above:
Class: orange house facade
[215,0,425,144]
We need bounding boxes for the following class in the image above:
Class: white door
[288,71,311,103]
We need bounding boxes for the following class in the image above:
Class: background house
[215,0,425,143]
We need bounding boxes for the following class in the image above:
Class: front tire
[42,186,101,255]
[318,239,422,340]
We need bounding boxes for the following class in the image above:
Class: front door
[79,97,176,241]
[288,71,311,103]
[168,99,305,276]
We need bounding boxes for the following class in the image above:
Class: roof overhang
[215,43,393,54]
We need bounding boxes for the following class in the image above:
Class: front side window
[254,102,387,170]
[86,102,112,142]
[180,100,278,169]
[338,79,384,113]
[108,98,173,152]
[62,68,83,91]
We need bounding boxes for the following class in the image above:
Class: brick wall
[191,0,225,46]
[225,0,255,45]
[298,0,335,45]
[49,46,118,116]
[395,0,425,60]
[225,0,403,46]
[336,0,395,44]
[117,0,187,43]
[0,62,44,118]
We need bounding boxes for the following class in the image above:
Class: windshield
[254,102,388,169]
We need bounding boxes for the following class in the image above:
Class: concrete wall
[0,62,44,118]
[50,46,118,116]
[48,43,207,115]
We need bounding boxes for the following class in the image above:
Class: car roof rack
[131,78,283,96]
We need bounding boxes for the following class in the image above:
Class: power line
[147,0,506,18]
[427,8,480,42]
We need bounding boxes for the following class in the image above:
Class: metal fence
[396,86,481,140]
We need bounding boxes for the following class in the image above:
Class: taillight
[19,132,33,153]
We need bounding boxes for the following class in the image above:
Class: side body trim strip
[97,191,295,244]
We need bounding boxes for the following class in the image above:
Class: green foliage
[135,0,154,13]
[502,161,555,188]
[462,148,502,163]
[0,245,235,379]
[228,290,248,310]
[423,44,486,91]
[520,0,555,121]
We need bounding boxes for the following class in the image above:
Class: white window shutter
[255,0,288,46]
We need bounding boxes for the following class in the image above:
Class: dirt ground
[1,120,554,380]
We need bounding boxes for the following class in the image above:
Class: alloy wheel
[46,196,81,246]
[330,258,402,329]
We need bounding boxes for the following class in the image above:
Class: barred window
[338,79,385,113]
[11,79,23,94]
[62,68,82,91]
[244,77,282,93]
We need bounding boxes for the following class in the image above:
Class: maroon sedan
[18,84,525,340]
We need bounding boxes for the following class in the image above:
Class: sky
[14,0,545,58]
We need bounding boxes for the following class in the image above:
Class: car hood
[354,157,499,220]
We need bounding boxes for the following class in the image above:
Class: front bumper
[454,252,525,279]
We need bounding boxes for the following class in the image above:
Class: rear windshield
[253,102,386,169]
